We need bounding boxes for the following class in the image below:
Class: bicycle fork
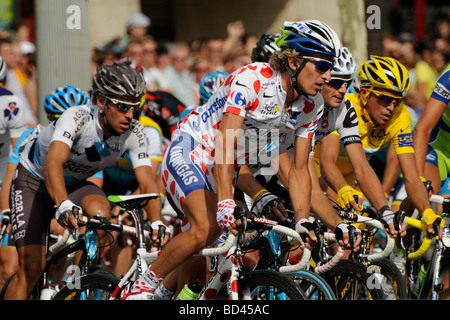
[197,246,238,300]
[430,241,443,300]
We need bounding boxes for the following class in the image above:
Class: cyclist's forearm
[404,177,432,214]
[236,165,265,199]
[320,161,348,194]
[214,162,234,201]
[289,165,311,221]
[44,159,69,207]
[412,129,430,178]
[355,165,389,210]
[0,163,16,211]
[381,144,401,195]
[275,151,291,190]
[309,157,342,230]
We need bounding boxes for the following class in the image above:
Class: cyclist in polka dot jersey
[122,20,342,300]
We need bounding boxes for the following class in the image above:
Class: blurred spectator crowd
[0,10,449,128]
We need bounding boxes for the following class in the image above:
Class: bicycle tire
[322,260,386,300]
[52,268,118,300]
[286,269,337,300]
[366,258,408,300]
[238,269,306,300]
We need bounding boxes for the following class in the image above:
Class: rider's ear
[287,57,300,70]
[97,95,106,108]
[360,88,370,105]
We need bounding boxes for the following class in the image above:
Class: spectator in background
[141,36,170,92]
[223,52,252,74]
[121,38,144,66]
[204,37,224,71]
[22,52,37,121]
[243,33,258,57]
[222,20,246,61]
[191,56,211,101]
[395,33,425,111]
[415,39,445,110]
[0,39,36,127]
[91,45,116,77]
[118,12,151,53]
[163,41,198,106]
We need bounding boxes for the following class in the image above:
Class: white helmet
[332,47,357,77]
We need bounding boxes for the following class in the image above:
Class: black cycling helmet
[92,61,146,136]
[91,61,146,104]
[251,34,280,63]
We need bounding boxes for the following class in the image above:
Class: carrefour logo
[234,92,247,107]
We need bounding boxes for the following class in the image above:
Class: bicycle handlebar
[337,209,395,261]
[314,232,345,274]
[405,216,433,261]
[198,233,237,256]
[0,211,11,242]
[197,216,312,273]
[48,215,152,254]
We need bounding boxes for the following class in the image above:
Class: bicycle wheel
[322,260,385,300]
[366,258,408,300]
[287,269,337,300]
[238,269,306,300]
[52,268,118,300]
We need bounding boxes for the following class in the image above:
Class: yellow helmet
[358,55,411,96]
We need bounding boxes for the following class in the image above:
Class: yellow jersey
[314,93,414,187]
[334,93,414,159]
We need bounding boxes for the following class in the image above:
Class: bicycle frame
[104,194,310,300]
[406,194,450,300]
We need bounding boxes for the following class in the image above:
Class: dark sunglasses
[106,97,141,112]
[325,78,353,89]
[302,56,335,73]
[368,89,402,107]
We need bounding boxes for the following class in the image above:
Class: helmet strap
[285,57,308,99]
[99,102,121,137]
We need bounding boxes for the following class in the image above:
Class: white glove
[252,192,280,215]
[150,220,172,238]
[55,200,81,227]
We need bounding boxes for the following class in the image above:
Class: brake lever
[394,210,406,231]
[433,217,442,237]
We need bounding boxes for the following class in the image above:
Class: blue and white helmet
[276,20,341,58]
[199,70,229,104]
[44,85,90,117]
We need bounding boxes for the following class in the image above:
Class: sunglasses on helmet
[106,97,141,112]
[325,77,353,89]
[302,56,335,73]
[368,89,402,107]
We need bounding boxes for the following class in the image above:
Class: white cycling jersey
[0,87,28,183]
[313,97,361,148]
[19,104,151,186]
[251,96,361,178]
[177,62,324,169]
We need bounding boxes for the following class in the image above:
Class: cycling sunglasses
[368,89,402,107]
[106,97,141,112]
[302,56,335,73]
[325,77,353,89]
